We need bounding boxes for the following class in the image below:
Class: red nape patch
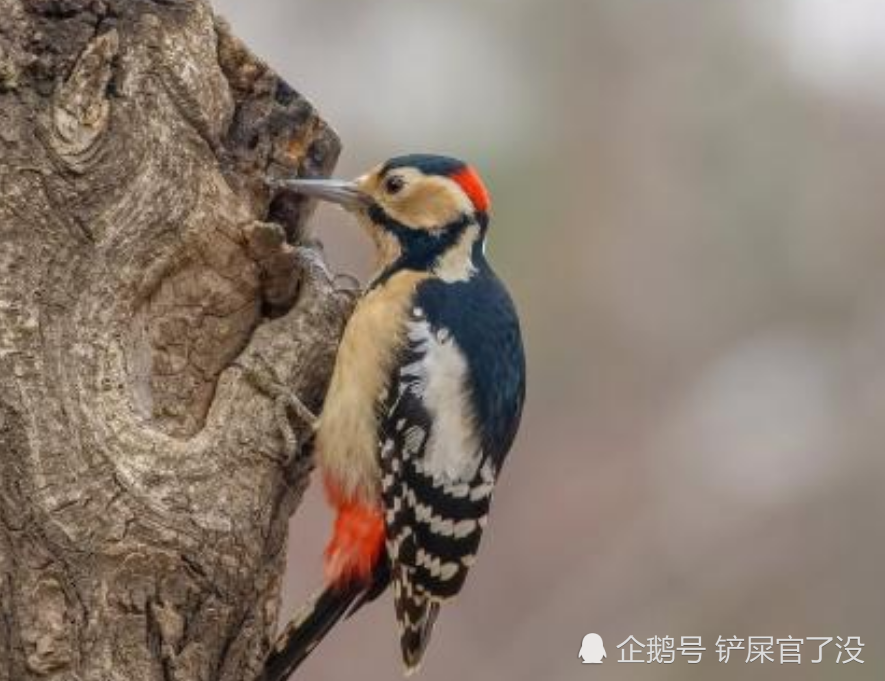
[324,501,385,589]
[451,166,491,213]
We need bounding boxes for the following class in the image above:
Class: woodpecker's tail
[400,599,440,676]
[262,582,363,681]
[262,561,390,681]
[394,569,442,676]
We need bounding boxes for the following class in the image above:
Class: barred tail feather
[400,601,440,675]
[262,582,363,681]
[394,571,441,675]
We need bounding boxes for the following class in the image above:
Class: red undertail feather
[324,496,385,589]
[451,166,491,213]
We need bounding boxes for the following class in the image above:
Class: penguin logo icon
[578,633,606,664]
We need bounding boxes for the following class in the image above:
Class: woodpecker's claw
[238,357,317,466]
[332,272,362,295]
[292,244,360,314]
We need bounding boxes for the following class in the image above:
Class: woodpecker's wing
[379,310,491,669]
[378,271,524,670]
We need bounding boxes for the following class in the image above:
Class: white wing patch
[401,319,481,484]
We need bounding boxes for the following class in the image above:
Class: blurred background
[215,1,885,679]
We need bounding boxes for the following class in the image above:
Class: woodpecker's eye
[384,175,405,195]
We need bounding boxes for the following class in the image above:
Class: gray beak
[271,178,369,209]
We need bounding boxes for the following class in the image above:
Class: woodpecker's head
[278,154,491,281]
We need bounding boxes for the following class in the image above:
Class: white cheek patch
[434,225,481,283]
[401,320,481,484]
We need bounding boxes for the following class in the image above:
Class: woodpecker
[264,154,525,679]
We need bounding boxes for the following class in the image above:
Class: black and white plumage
[380,265,524,664]
[262,154,525,680]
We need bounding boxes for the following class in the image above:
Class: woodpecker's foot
[293,241,361,311]
[333,272,362,295]
[239,357,318,466]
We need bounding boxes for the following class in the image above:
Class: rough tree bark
[0,2,349,680]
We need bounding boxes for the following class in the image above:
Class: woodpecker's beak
[272,178,370,209]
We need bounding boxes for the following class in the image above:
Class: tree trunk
[0,2,347,680]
